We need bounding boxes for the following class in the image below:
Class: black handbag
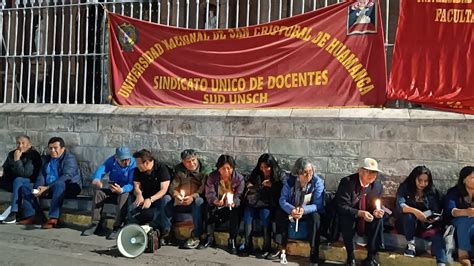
[145,229,160,253]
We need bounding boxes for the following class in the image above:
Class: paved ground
[0,223,342,266]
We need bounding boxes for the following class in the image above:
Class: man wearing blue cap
[82,147,136,240]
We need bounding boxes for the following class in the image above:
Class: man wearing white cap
[82,147,136,240]
[335,158,384,266]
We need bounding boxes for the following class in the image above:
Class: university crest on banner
[117,23,139,52]
[347,0,377,35]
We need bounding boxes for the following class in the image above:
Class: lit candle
[226,192,234,210]
[280,249,288,264]
[180,190,185,200]
[375,199,381,210]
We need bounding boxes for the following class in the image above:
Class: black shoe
[362,257,380,266]
[81,223,99,236]
[256,250,270,259]
[238,244,251,257]
[346,258,356,266]
[106,228,119,240]
[265,249,282,260]
[310,249,319,263]
[3,212,16,224]
[159,230,172,246]
[227,239,237,255]
[197,236,214,249]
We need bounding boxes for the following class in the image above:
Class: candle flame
[375,199,381,210]
[180,190,185,197]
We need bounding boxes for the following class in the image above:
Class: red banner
[388,0,474,113]
[109,1,386,108]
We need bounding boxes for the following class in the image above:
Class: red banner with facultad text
[109,0,386,108]
[388,0,474,114]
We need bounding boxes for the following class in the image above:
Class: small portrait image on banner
[117,23,139,52]
[347,0,377,35]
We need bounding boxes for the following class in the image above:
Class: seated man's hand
[91,179,102,189]
[36,186,49,197]
[134,195,144,207]
[109,183,122,194]
[142,198,152,209]
[358,210,374,222]
[373,209,384,219]
[291,208,303,219]
[182,196,193,206]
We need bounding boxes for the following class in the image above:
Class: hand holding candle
[179,190,185,201]
[226,192,234,210]
[374,198,384,218]
[375,199,381,210]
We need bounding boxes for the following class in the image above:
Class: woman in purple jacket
[199,154,245,254]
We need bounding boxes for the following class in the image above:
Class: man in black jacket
[0,135,42,223]
[335,158,384,266]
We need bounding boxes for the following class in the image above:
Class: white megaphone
[117,224,151,258]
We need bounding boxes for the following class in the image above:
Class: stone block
[196,120,229,136]
[459,144,474,162]
[397,143,457,161]
[103,134,123,148]
[419,125,455,142]
[235,154,261,174]
[276,155,327,173]
[122,134,159,151]
[309,140,360,157]
[341,123,374,140]
[293,121,340,139]
[46,116,74,132]
[25,116,46,130]
[153,150,181,167]
[327,157,359,174]
[375,159,412,177]
[457,124,474,144]
[150,119,168,135]
[269,138,309,156]
[363,141,397,159]
[182,135,207,151]
[323,173,342,191]
[205,136,234,152]
[98,117,131,134]
[0,115,7,129]
[265,120,293,137]
[80,133,105,147]
[230,119,265,137]
[130,118,152,133]
[168,119,196,135]
[43,132,81,148]
[157,135,182,151]
[234,137,267,153]
[375,123,418,141]
[74,116,98,132]
[8,116,25,130]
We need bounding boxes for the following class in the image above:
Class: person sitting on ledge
[395,165,447,266]
[238,153,284,258]
[0,135,42,224]
[199,154,244,254]
[164,149,211,249]
[81,146,136,240]
[335,158,384,266]
[127,149,171,243]
[269,157,324,265]
[19,137,82,229]
[445,166,474,266]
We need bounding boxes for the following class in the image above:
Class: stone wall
[0,104,473,196]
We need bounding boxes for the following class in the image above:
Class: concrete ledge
[0,103,471,121]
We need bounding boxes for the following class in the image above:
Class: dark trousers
[275,208,321,254]
[205,204,240,239]
[127,197,171,232]
[164,195,204,238]
[339,213,383,259]
[91,189,129,228]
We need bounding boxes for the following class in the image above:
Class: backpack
[320,191,340,243]
[145,229,161,253]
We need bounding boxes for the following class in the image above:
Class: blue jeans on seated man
[401,213,447,263]
[20,181,81,219]
[163,195,204,238]
[11,177,33,213]
[451,216,474,254]
[127,197,171,234]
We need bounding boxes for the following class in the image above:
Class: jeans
[452,216,474,253]
[21,181,81,219]
[11,177,33,213]
[402,213,447,263]
[164,195,204,237]
[127,197,171,233]
[243,206,270,227]
[339,212,383,260]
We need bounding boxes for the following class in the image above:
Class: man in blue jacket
[81,147,136,240]
[19,137,82,229]
[269,157,324,265]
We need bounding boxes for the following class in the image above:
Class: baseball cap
[116,147,132,160]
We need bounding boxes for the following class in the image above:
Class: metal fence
[0,0,398,104]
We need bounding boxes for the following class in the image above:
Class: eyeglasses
[298,170,313,177]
